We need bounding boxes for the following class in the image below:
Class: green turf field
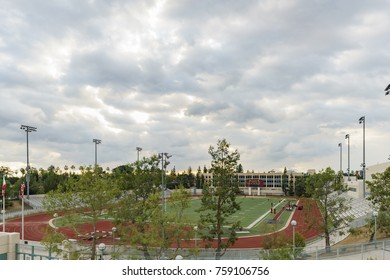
[53,196,298,237]
[167,196,298,236]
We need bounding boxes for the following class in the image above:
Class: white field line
[246,199,286,229]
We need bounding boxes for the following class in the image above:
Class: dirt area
[335,226,387,246]
[5,200,32,211]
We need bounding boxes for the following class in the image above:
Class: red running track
[4,198,322,249]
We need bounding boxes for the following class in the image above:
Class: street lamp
[194,226,198,248]
[98,243,106,260]
[345,134,350,181]
[291,220,297,258]
[93,139,101,166]
[136,147,142,162]
[20,124,37,200]
[359,116,366,198]
[338,143,342,174]
[373,211,378,241]
[112,227,117,259]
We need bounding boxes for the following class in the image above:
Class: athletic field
[168,196,298,236]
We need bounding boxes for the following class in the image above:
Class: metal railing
[15,238,390,260]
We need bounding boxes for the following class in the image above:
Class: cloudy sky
[1,0,389,174]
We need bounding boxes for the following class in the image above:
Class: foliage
[367,167,390,237]
[198,139,242,259]
[305,167,351,250]
[43,166,120,260]
[164,186,194,256]
[261,231,305,260]
[112,155,168,259]
[294,175,307,197]
[40,226,71,259]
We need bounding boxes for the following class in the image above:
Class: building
[346,162,390,198]
[203,169,307,196]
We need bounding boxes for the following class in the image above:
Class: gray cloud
[1,0,389,174]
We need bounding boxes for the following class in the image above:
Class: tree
[43,166,120,260]
[236,163,243,173]
[294,175,307,197]
[198,139,242,259]
[288,173,295,196]
[282,167,288,196]
[164,186,194,257]
[305,167,351,251]
[367,166,390,237]
[196,166,202,189]
[261,231,305,260]
[112,156,164,259]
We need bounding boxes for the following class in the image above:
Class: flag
[2,176,5,197]
[21,182,25,199]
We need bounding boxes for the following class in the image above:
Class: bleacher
[337,194,373,227]
[25,194,44,209]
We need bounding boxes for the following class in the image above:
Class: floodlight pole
[136,147,142,162]
[93,139,101,166]
[20,125,37,200]
[345,134,350,181]
[338,143,342,174]
[359,116,366,198]
[159,152,171,249]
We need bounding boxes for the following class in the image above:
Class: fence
[15,238,390,260]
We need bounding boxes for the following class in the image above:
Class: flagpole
[22,196,24,243]
[2,195,4,232]
[21,182,25,244]
[2,175,5,232]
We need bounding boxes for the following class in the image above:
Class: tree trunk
[91,224,97,260]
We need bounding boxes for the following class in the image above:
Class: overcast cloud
[1,0,389,174]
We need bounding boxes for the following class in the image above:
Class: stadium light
[93,139,101,166]
[338,143,342,174]
[345,134,350,181]
[385,84,390,95]
[20,124,37,200]
[359,116,366,198]
[136,147,142,162]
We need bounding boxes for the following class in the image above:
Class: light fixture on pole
[345,134,350,181]
[194,225,198,248]
[385,83,390,95]
[136,147,142,162]
[98,243,106,260]
[20,124,37,200]
[93,139,101,166]
[359,116,366,198]
[112,226,117,259]
[291,219,297,258]
[338,143,342,174]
